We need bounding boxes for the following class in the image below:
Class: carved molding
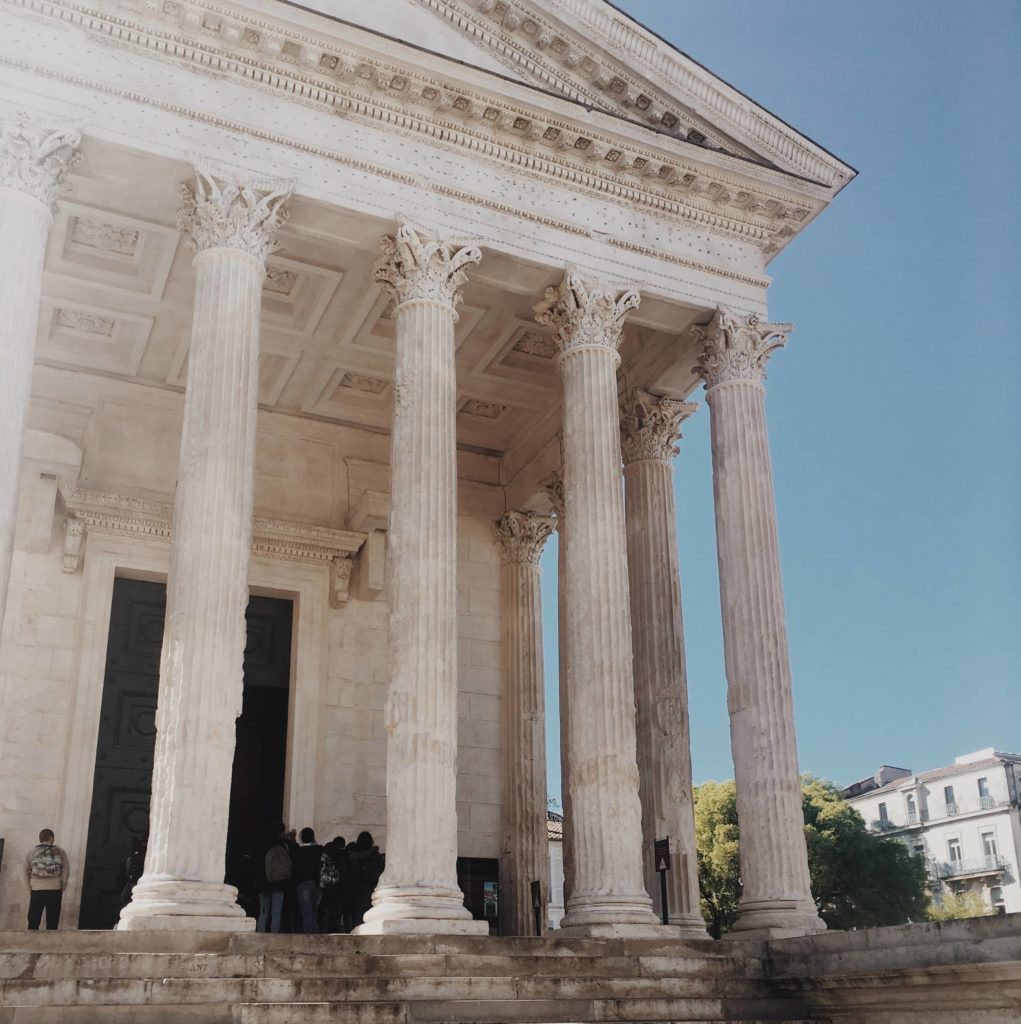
[534,269,639,355]
[542,469,564,524]
[374,223,482,308]
[691,307,792,390]
[2,0,824,260]
[620,390,697,465]
[494,510,555,565]
[330,555,353,607]
[0,112,80,212]
[60,486,365,575]
[178,159,292,261]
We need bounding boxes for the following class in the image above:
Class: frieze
[1,0,819,259]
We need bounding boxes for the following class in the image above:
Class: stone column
[535,271,662,936]
[543,469,574,912]
[0,115,80,634]
[620,391,707,936]
[118,162,291,931]
[692,308,825,940]
[495,510,555,936]
[357,225,487,936]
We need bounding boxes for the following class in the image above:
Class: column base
[722,899,826,942]
[117,878,254,932]
[558,893,665,937]
[668,913,712,939]
[353,884,489,937]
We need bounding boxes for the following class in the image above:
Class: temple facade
[0,0,855,940]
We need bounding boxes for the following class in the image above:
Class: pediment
[409,0,854,191]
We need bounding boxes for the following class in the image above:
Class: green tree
[926,890,990,921]
[693,777,929,937]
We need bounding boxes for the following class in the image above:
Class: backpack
[264,843,292,883]
[30,844,64,879]
[319,850,340,890]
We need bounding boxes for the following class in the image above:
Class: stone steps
[0,932,819,1024]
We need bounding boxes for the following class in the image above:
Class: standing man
[25,828,69,930]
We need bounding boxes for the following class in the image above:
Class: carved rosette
[620,390,698,465]
[374,223,481,309]
[178,160,292,262]
[0,114,81,212]
[495,511,555,566]
[692,307,793,390]
[534,270,640,356]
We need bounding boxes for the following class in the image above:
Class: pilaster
[0,114,80,635]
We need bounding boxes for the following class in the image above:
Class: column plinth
[0,115,80,634]
[118,163,291,932]
[496,511,554,936]
[621,391,707,937]
[693,308,825,941]
[357,225,487,936]
[535,272,664,937]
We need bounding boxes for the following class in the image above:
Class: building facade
[844,749,1021,915]
[0,0,853,939]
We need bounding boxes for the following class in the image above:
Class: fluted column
[357,225,487,936]
[534,271,662,936]
[543,469,574,914]
[496,511,555,936]
[119,162,291,931]
[692,308,825,939]
[0,116,80,635]
[621,391,707,936]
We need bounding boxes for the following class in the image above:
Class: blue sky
[541,0,1021,801]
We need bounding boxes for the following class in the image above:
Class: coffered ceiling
[36,135,705,472]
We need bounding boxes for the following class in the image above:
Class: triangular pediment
[405,0,853,191]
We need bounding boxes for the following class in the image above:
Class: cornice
[438,0,853,190]
[2,0,820,261]
[60,485,366,573]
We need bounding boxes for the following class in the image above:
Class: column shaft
[496,511,554,936]
[536,273,662,936]
[622,405,706,935]
[119,164,290,931]
[695,309,825,940]
[359,226,486,935]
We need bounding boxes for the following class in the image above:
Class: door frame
[57,531,328,926]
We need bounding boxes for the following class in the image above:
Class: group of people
[248,824,384,934]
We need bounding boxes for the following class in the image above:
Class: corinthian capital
[620,390,698,465]
[691,307,793,390]
[374,224,481,308]
[495,511,555,565]
[0,114,81,212]
[534,269,639,355]
[178,160,292,262]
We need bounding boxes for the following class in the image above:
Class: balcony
[942,802,959,817]
[936,855,1006,880]
[906,809,929,825]
[979,796,999,810]
[872,818,898,832]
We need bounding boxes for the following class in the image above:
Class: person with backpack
[24,828,69,930]
[257,823,292,933]
[292,827,323,933]
[318,836,348,933]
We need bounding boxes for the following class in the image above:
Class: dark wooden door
[79,580,292,929]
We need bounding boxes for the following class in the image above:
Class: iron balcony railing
[906,809,929,825]
[979,796,998,810]
[943,802,959,817]
[936,855,1006,879]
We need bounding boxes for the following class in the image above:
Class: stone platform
[0,916,1019,1024]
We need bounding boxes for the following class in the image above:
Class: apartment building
[843,749,1021,914]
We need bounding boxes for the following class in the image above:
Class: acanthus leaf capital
[691,306,793,389]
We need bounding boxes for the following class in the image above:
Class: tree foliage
[693,776,929,937]
[926,889,990,921]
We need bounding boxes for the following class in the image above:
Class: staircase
[0,931,824,1023]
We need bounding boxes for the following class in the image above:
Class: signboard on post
[654,838,671,925]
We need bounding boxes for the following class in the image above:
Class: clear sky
[541,0,1021,803]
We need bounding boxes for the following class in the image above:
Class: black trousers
[27,889,62,930]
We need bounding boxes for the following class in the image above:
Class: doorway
[78,578,293,929]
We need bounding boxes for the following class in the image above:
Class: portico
[0,0,851,942]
